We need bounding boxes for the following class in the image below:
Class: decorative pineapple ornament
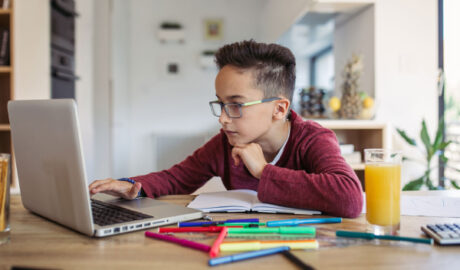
[339,54,363,119]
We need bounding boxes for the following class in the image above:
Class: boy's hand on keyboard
[89,178,143,200]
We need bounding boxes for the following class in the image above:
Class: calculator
[421,223,460,245]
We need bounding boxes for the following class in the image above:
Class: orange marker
[209,227,228,258]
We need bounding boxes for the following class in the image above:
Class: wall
[75,0,96,182]
[374,0,438,184]
[333,5,375,98]
[14,0,50,100]
[112,0,271,177]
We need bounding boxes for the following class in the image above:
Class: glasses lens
[226,104,241,118]
[210,102,222,117]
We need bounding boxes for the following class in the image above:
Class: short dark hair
[214,40,296,103]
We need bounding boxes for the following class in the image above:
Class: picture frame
[203,19,223,41]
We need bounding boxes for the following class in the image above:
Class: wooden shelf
[0,124,10,131]
[0,9,11,15]
[0,66,11,73]
[350,163,365,170]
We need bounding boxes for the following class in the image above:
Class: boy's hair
[214,40,296,104]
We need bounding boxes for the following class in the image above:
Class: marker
[145,231,211,252]
[219,239,318,252]
[209,227,228,258]
[266,218,342,227]
[208,246,290,266]
[282,250,316,270]
[159,226,242,233]
[217,222,266,227]
[336,230,434,245]
[179,218,259,227]
[228,227,316,235]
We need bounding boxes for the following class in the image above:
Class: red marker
[159,226,224,233]
[210,227,228,258]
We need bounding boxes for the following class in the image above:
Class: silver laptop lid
[8,99,94,235]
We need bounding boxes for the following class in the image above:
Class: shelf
[350,163,365,170]
[0,9,11,15]
[0,124,10,131]
[0,66,11,73]
[314,119,387,130]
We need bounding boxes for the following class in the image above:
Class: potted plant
[397,118,459,190]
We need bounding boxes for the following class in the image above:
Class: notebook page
[187,189,255,212]
[251,201,321,215]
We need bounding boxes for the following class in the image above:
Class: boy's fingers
[231,148,241,166]
[128,182,142,199]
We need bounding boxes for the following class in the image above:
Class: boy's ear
[273,98,290,120]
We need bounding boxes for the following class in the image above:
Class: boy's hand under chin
[231,143,268,179]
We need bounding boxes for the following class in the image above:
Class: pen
[219,239,318,251]
[228,227,316,235]
[145,231,211,252]
[179,218,259,227]
[336,230,434,245]
[159,226,243,233]
[266,217,342,227]
[210,227,228,258]
[208,246,290,266]
[282,250,316,270]
[217,222,266,227]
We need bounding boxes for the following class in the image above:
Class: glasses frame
[209,97,281,119]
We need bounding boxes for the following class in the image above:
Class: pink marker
[145,231,211,252]
[209,227,228,258]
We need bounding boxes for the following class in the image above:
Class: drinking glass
[364,149,401,235]
[0,153,11,244]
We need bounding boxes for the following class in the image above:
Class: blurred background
[1,0,459,193]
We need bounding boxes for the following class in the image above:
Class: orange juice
[365,164,401,226]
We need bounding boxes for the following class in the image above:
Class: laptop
[8,99,203,237]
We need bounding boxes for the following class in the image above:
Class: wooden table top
[1,194,459,270]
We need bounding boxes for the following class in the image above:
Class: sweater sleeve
[257,129,363,218]
[130,133,223,198]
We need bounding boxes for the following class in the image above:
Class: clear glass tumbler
[364,149,401,235]
[0,153,11,244]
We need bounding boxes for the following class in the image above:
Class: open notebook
[188,189,321,215]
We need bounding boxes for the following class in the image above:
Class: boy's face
[214,65,277,146]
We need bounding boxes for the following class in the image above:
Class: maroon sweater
[132,110,363,218]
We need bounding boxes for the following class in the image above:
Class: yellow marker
[220,239,318,252]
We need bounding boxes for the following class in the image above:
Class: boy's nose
[218,108,231,125]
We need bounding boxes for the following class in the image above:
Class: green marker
[228,227,316,235]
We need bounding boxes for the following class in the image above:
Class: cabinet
[314,119,390,188]
[0,0,15,189]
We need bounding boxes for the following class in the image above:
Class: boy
[89,40,363,218]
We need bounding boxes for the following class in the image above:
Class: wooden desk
[1,195,459,270]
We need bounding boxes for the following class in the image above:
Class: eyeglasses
[209,97,281,119]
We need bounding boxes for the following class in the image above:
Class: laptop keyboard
[91,199,153,226]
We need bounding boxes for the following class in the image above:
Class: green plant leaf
[420,119,433,160]
[440,154,448,163]
[402,176,425,191]
[451,180,460,190]
[396,128,417,146]
[426,177,436,190]
[438,141,452,150]
[432,118,444,150]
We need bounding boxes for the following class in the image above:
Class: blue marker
[179,218,259,227]
[208,246,290,266]
[266,217,342,227]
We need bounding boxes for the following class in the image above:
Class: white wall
[113,0,269,177]
[14,0,50,100]
[75,0,96,182]
[374,0,439,184]
[334,5,375,98]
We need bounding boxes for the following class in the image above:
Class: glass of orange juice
[364,149,401,235]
